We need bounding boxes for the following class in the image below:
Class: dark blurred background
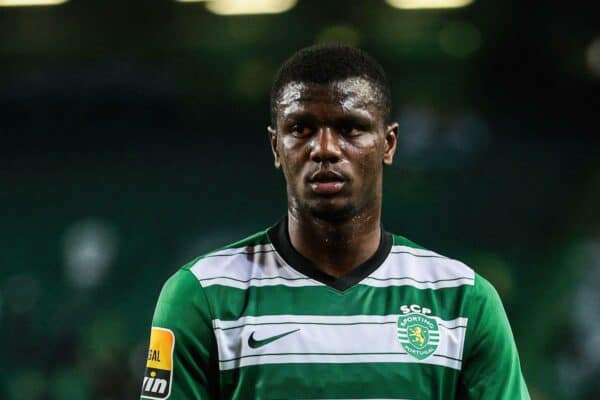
[1,0,599,398]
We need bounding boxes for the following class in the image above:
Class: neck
[287,207,382,278]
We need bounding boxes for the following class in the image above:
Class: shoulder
[378,233,476,290]
[389,233,499,297]
[155,228,274,290]
[387,234,510,331]
[155,228,271,303]
[390,234,506,314]
[185,228,272,266]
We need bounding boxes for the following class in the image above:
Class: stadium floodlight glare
[385,0,473,9]
[0,0,67,6]
[202,0,297,15]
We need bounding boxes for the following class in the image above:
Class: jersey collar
[267,217,392,292]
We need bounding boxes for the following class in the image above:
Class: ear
[267,126,281,169]
[383,122,398,166]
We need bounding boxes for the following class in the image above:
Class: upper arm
[458,275,530,400]
[141,269,218,399]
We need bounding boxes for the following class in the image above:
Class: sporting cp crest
[397,313,440,360]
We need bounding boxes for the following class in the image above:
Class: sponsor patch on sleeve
[141,327,175,399]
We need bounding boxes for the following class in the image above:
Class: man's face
[269,78,398,222]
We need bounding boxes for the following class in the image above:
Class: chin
[308,202,358,223]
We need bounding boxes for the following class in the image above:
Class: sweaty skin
[269,78,398,278]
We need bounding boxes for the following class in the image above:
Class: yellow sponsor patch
[146,327,174,370]
[141,327,174,399]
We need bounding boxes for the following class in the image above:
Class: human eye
[338,123,362,137]
[289,123,313,137]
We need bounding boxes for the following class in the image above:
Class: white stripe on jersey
[190,244,474,290]
[213,314,468,371]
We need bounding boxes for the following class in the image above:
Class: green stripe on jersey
[202,284,470,321]
[220,362,460,399]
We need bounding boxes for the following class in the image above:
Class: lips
[307,170,347,195]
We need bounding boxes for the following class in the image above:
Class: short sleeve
[140,268,218,399]
[458,275,530,399]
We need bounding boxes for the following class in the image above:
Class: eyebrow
[282,111,376,127]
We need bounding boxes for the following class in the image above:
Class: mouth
[307,170,347,195]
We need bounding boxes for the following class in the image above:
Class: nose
[310,127,342,163]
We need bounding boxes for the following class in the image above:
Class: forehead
[276,78,381,120]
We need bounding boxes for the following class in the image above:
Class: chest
[210,286,467,399]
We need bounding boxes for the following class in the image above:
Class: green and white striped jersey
[141,219,530,400]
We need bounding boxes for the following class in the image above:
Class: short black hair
[270,43,392,127]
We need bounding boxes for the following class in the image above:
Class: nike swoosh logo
[248,329,300,349]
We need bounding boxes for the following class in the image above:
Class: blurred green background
[1,0,599,398]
